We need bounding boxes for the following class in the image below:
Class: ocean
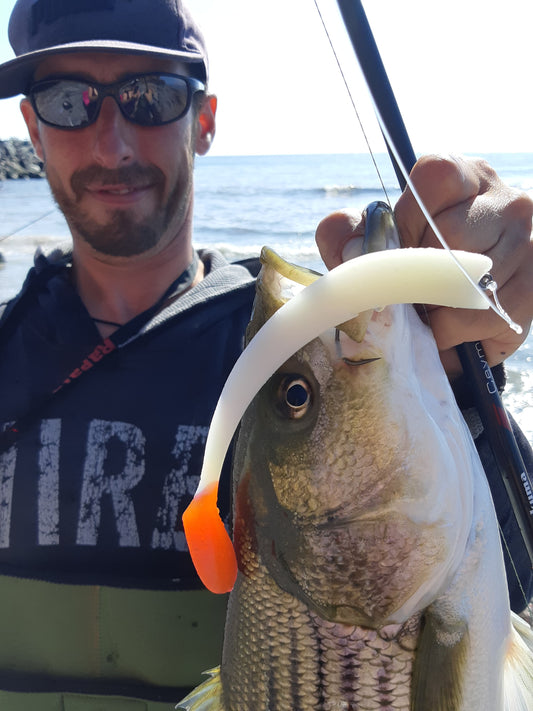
[0,152,531,440]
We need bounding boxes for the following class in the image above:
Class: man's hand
[316,155,533,377]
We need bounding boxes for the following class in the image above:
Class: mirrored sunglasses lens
[118,75,190,125]
[33,81,99,128]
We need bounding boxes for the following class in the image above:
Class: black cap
[0,0,208,98]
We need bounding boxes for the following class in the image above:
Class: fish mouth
[341,355,381,366]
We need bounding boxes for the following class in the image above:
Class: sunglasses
[28,72,205,130]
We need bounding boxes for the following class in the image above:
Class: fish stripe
[340,642,358,709]
[289,624,305,711]
[310,609,329,710]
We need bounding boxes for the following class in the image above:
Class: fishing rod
[335,0,533,573]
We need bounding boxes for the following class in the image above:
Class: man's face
[22,52,211,260]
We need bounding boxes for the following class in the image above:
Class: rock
[0,138,44,180]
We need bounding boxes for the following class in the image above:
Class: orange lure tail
[182,482,238,594]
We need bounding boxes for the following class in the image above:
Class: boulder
[0,138,44,179]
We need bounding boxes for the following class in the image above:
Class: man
[0,0,531,708]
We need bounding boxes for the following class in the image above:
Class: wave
[321,185,393,197]
[284,185,397,198]
[203,184,399,199]
[197,225,308,238]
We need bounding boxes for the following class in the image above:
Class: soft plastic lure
[182,246,492,593]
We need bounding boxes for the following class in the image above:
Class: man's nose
[90,96,136,169]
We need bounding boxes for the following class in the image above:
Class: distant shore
[0,138,44,180]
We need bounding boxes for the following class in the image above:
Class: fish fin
[260,246,322,285]
[411,615,469,711]
[175,667,226,710]
[503,612,533,710]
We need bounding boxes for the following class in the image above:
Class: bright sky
[0,0,532,156]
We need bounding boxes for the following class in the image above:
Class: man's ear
[195,94,217,156]
[20,98,45,162]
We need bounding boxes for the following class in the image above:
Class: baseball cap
[0,0,208,99]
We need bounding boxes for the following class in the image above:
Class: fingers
[395,154,495,250]
[421,300,529,375]
[314,155,533,374]
[315,209,366,270]
[396,154,533,366]
[395,155,533,264]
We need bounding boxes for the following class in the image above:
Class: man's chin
[71,214,162,258]
[82,231,161,258]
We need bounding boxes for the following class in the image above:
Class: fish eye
[277,376,313,420]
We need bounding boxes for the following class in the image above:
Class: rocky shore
[0,138,44,180]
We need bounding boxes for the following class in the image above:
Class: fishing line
[0,208,57,243]
[313,0,520,335]
[312,0,391,208]
[368,117,532,614]
[372,107,521,334]
[316,0,532,613]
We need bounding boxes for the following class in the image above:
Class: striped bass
[179,204,533,710]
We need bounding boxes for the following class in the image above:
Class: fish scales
[222,560,418,709]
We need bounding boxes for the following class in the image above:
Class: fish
[179,204,533,710]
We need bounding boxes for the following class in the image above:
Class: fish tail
[503,612,533,710]
[175,667,226,711]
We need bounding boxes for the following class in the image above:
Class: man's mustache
[70,164,165,198]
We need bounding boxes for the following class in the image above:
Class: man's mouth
[103,187,137,195]
[86,184,153,203]
[71,164,165,203]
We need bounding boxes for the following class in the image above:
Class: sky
[0,0,532,156]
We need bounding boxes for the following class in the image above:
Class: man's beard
[46,163,191,257]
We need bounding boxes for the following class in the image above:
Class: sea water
[0,152,531,440]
